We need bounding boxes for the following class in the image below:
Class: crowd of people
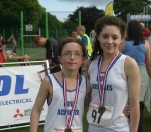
[30,16,151,132]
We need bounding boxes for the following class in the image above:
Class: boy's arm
[30,76,52,132]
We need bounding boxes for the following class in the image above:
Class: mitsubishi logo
[13,109,24,118]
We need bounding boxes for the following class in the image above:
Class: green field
[6,47,46,61]
[1,108,151,132]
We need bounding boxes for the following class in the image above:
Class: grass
[1,108,151,132]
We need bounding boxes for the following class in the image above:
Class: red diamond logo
[13,109,24,118]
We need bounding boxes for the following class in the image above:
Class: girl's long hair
[90,16,126,61]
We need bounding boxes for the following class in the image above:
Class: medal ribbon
[98,52,120,106]
[62,73,80,127]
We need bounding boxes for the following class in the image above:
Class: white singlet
[44,74,87,132]
[88,54,130,132]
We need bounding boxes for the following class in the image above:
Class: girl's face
[97,25,124,55]
[58,42,85,72]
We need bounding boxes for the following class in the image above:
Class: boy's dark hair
[58,37,86,57]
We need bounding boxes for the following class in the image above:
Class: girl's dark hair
[58,37,86,57]
[91,16,127,61]
[126,20,144,45]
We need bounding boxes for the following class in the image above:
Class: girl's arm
[125,56,140,132]
[30,76,52,132]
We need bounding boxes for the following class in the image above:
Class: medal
[98,106,106,114]
[98,52,120,106]
[62,72,81,129]
[64,127,73,132]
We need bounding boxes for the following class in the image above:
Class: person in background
[140,22,150,40]
[76,25,93,77]
[30,37,91,132]
[87,16,140,132]
[0,34,13,65]
[12,36,17,55]
[76,25,92,58]
[72,30,81,40]
[33,36,61,73]
[120,20,150,132]
[147,28,151,48]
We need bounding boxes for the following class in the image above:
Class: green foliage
[68,6,104,34]
[62,20,77,29]
[0,0,70,40]
[114,0,151,21]
[0,1,105,38]
[0,0,44,28]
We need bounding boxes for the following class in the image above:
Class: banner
[0,65,47,126]
[105,2,113,16]
[129,14,151,21]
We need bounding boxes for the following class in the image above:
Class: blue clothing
[81,36,88,46]
[81,36,88,58]
[123,40,146,66]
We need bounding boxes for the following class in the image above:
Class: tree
[114,0,151,22]
[0,0,45,28]
[62,20,77,37]
[68,6,104,35]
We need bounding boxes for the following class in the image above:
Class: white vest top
[88,54,130,132]
[44,74,87,132]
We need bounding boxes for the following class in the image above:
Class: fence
[0,27,74,61]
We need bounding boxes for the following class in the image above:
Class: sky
[38,0,113,21]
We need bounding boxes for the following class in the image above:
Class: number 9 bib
[87,103,113,127]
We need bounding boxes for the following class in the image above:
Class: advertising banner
[0,65,47,126]
[129,15,151,21]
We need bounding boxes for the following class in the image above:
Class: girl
[30,37,91,132]
[87,16,140,132]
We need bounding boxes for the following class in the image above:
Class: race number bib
[52,127,83,132]
[87,103,113,127]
